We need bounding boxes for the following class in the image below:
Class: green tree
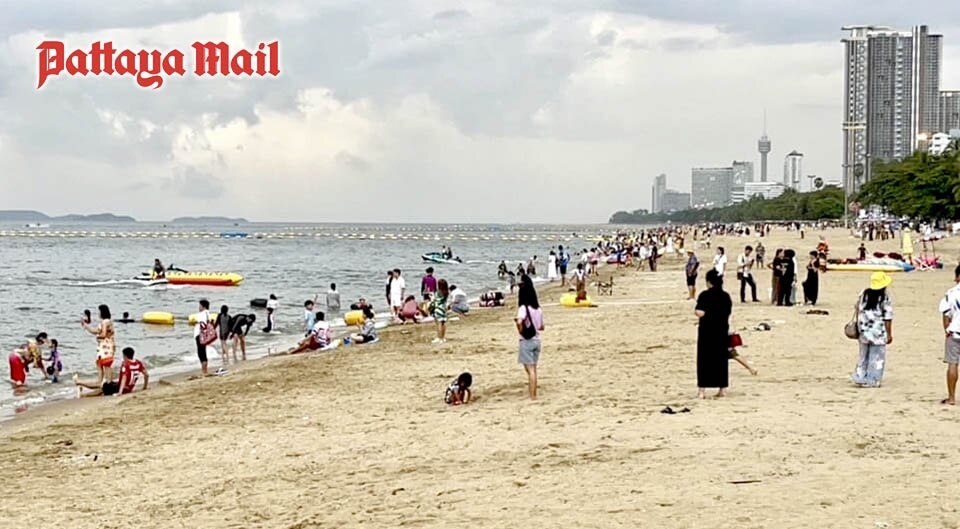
[609,186,845,224]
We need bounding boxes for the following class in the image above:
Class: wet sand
[3,227,960,528]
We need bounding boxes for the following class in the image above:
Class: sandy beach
[3,227,960,528]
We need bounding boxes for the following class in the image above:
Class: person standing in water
[263,294,278,333]
[82,305,116,385]
[326,283,341,315]
[216,305,231,365]
[194,299,212,376]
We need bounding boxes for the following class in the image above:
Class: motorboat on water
[421,252,462,264]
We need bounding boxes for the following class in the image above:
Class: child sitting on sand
[349,307,379,344]
[44,339,63,383]
[444,372,473,405]
[277,312,331,355]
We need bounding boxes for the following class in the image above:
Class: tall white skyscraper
[652,173,667,213]
[783,151,803,191]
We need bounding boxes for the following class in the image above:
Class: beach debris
[660,406,691,415]
[754,322,772,331]
[806,309,830,316]
[727,479,762,485]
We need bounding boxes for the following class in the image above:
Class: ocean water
[0,222,602,416]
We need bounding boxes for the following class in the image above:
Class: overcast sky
[1,1,958,223]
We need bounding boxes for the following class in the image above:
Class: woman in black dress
[695,269,733,399]
[767,248,784,305]
[778,249,796,306]
[802,251,820,305]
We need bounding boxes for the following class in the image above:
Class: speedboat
[421,252,462,264]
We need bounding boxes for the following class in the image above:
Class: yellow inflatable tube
[142,311,175,325]
[560,292,596,308]
[188,313,219,326]
[344,310,365,326]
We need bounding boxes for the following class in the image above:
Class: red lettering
[91,41,115,75]
[36,40,64,89]
[163,50,186,76]
[66,49,88,76]
[266,41,280,76]
[115,50,136,76]
[35,40,275,89]
[231,50,254,75]
[192,42,230,75]
[253,42,280,76]
[135,50,162,89]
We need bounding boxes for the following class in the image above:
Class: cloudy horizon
[1,1,958,223]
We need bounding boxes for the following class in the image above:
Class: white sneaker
[431,338,442,344]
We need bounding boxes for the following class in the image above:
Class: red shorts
[9,354,26,385]
[97,356,115,368]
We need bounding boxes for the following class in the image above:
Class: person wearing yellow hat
[851,272,894,387]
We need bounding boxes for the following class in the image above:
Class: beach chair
[597,276,614,296]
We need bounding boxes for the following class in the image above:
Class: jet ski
[421,252,462,264]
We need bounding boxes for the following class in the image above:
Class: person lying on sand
[444,372,472,405]
[75,347,148,397]
[277,313,332,355]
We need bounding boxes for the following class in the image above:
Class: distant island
[0,210,137,223]
[172,216,248,224]
[0,211,250,224]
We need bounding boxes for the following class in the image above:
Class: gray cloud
[0,0,958,222]
[166,167,226,200]
[433,9,471,21]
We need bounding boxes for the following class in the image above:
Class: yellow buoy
[142,311,175,325]
[343,310,365,326]
[187,313,220,326]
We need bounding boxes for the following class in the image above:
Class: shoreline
[0,265,587,431]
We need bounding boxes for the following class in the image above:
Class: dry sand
[3,227,960,529]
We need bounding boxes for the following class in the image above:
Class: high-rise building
[691,167,734,208]
[783,151,803,190]
[652,173,667,213]
[842,24,944,195]
[661,191,691,212]
[941,91,960,133]
[732,160,754,185]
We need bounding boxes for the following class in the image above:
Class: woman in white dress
[547,251,559,281]
[666,236,675,257]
